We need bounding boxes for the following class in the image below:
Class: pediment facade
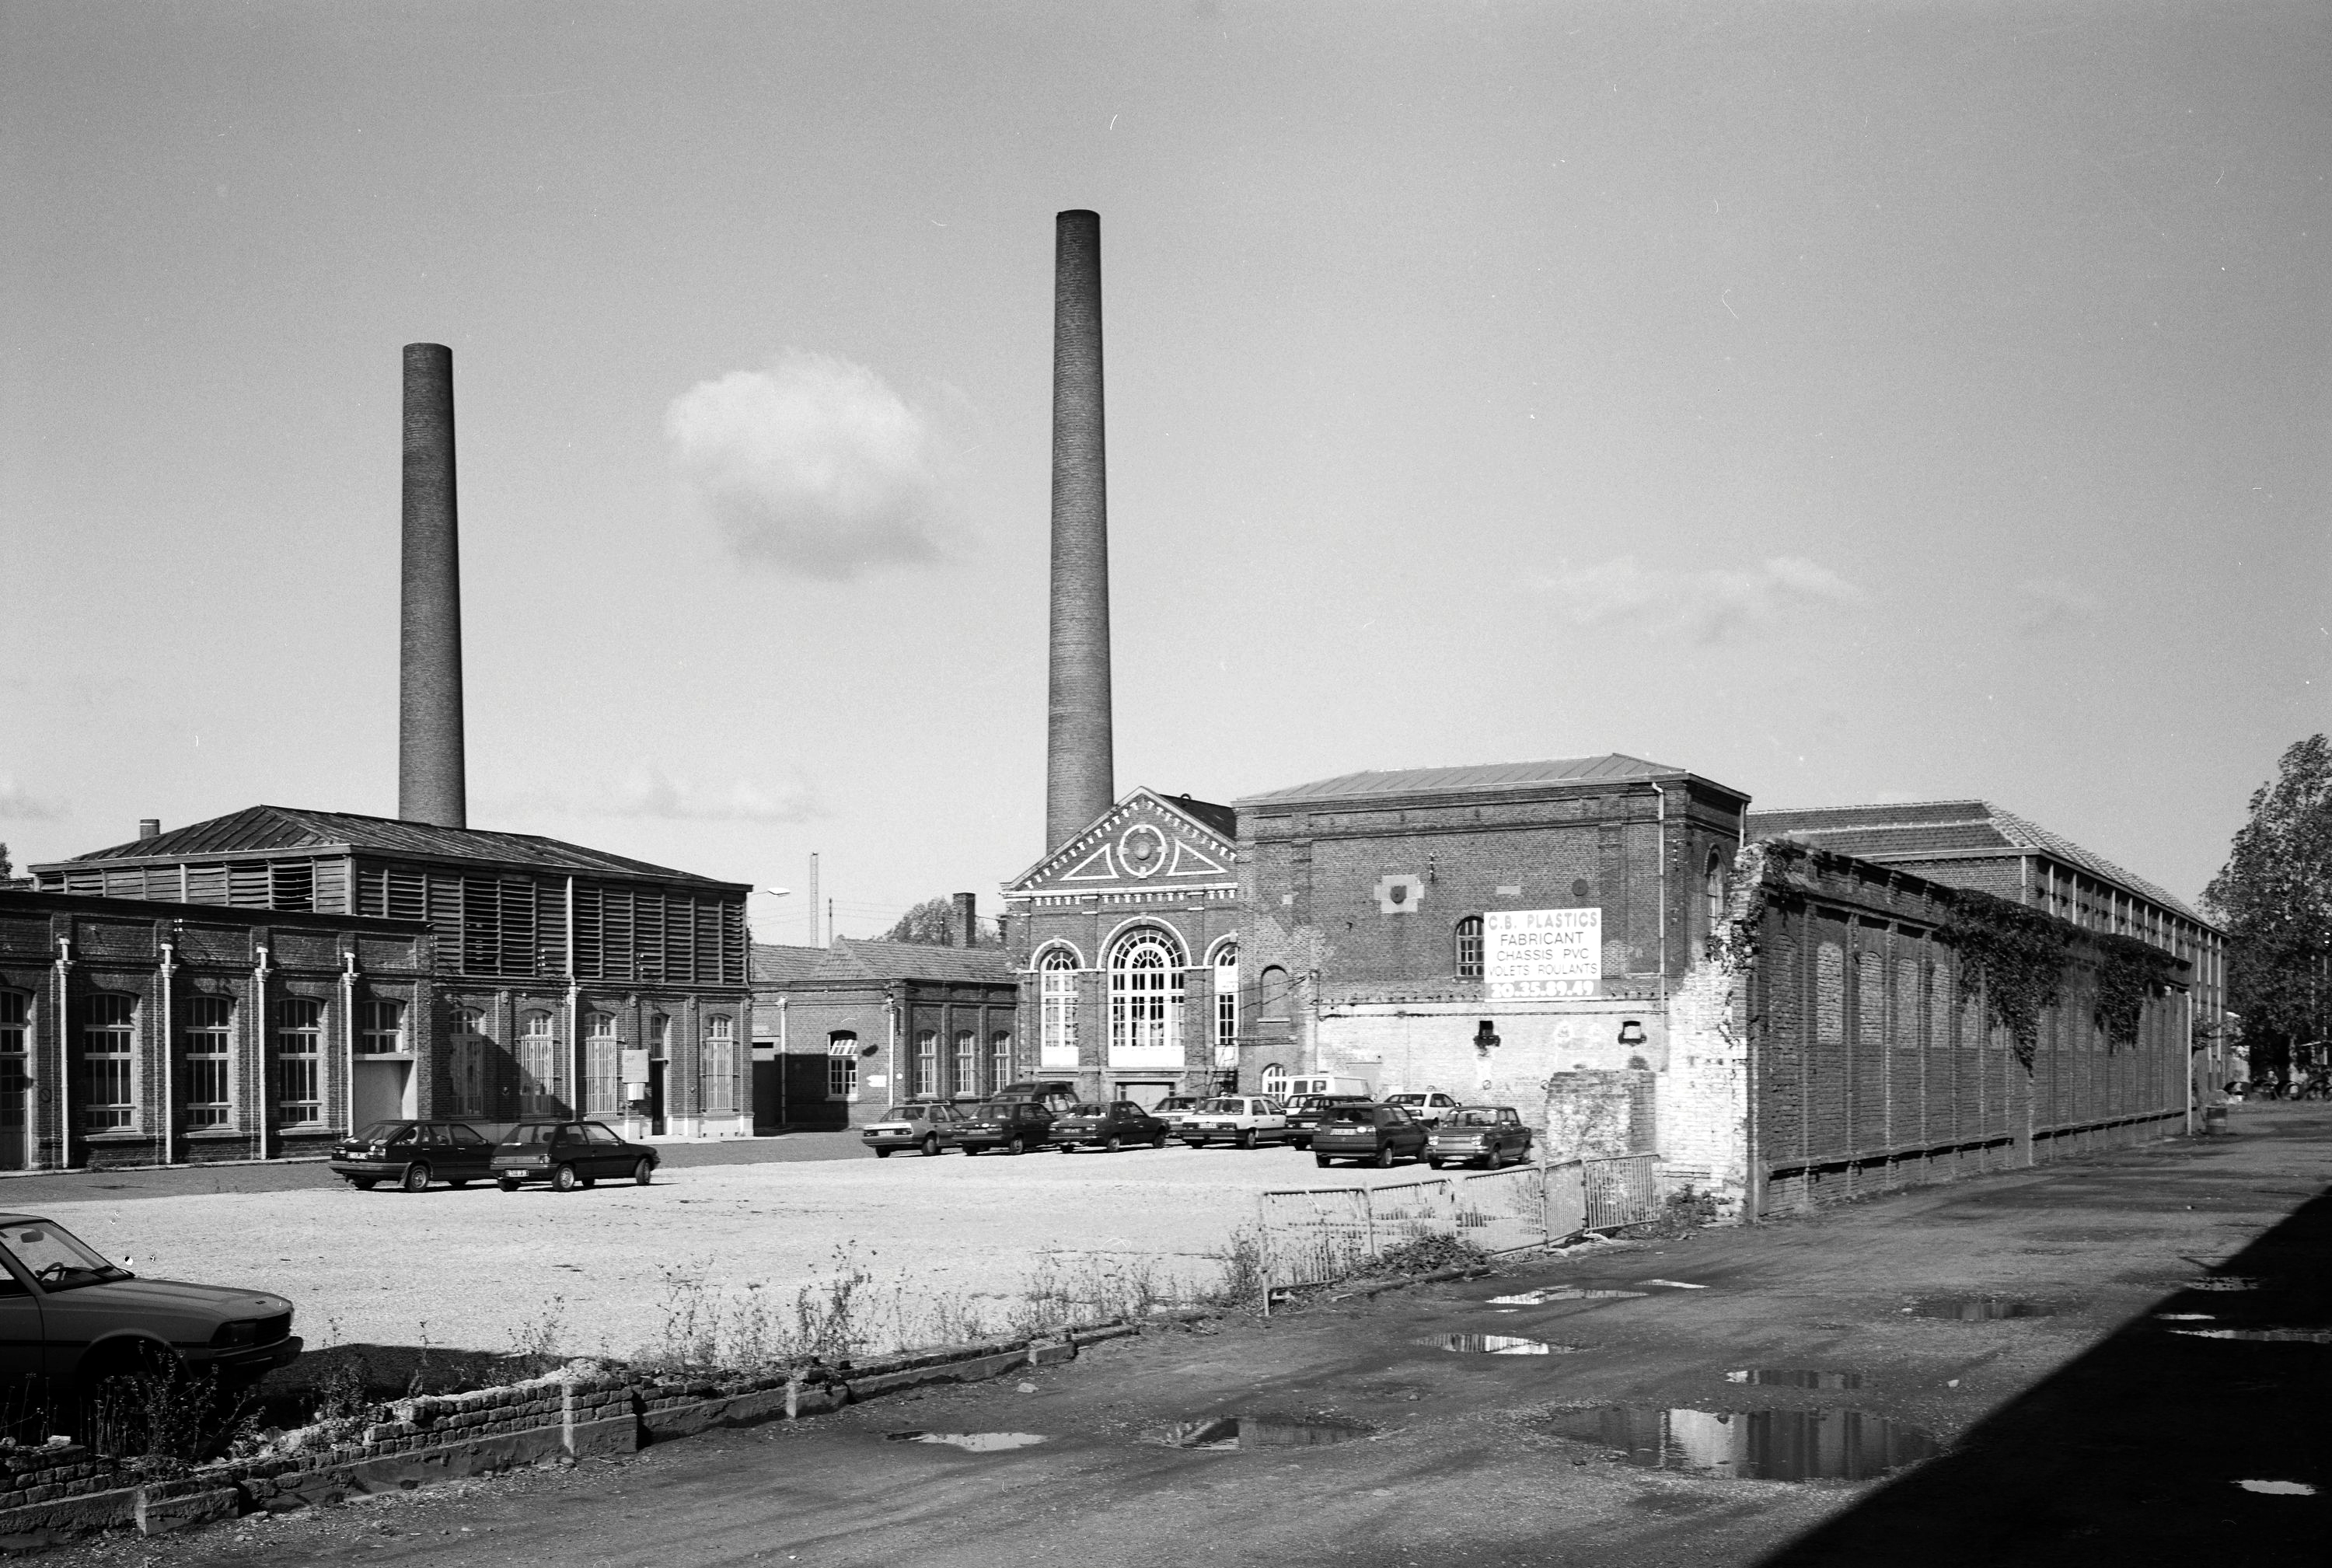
[1004,789,1238,904]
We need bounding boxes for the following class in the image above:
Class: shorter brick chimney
[953,892,978,948]
[138,819,160,840]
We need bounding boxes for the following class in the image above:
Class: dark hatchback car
[1050,1101,1169,1153]
[1284,1093,1374,1149]
[1311,1103,1430,1168]
[0,1213,300,1419]
[330,1120,497,1192]
[491,1122,660,1192]
[954,1100,1056,1155]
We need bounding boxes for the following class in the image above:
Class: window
[1705,849,1726,930]
[276,997,323,1126]
[518,1010,557,1117]
[703,1015,736,1113]
[913,1031,937,1098]
[448,1007,491,1117]
[953,1030,976,1097]
[1,991,31,1141]
[584,1011,620,1114]
[1039,948,1079,1067]
[1261,1062,1287,1100]
[990,1031,1013,1090]
[1108,930,1184,1059]
[1213,944,1239,1064]
[357,999,405,1056]
[1454,917,1484,980]
[184,994,233,1129]
[79,994,137,1132]
[648,1014,671,1060]
[827,1033,860,1102]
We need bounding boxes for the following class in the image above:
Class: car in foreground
[1051,1101,1170,1153]
[0,1213,301,1413]
[1426,1105,1534,1168]
[491,1121,660,1192]
[954,1100,1056,1155]
[861,1100,970,1158]
[1284,1093,1374,1148]
[1179,1095,1293,1149]
[1311,1103,1430,1168]
[330,1119,497,1192]
[1384,1091,1462,1126]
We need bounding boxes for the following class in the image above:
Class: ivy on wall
[1936,889,2073,1068]
[2091,932,2181,1048]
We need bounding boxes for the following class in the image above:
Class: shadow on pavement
[1758,1184,2332,1568]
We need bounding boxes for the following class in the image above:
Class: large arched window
[358,999,406,1056]
[990,1031,1014,1091]
[518,1009,557,1116]
[1261,1062,1288,1100]
[1108,929,1185,1063]
[913,1029,938,1098]
[703,1014,737,1114]
[1039,948,1080,1068]
[1705,848,1726,935]
[448,1007,493,1116]
[80,994,138,1132]
[583,1011,620,1113]
[1454,917,1485,980]
[952,1030,977,1098]
[274,997,322,1126]
[1213,944,1240,1066]
[184,994,233,1129]
[827,1032,860,1100]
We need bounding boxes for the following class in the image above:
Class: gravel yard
[28,1145,1444,1361]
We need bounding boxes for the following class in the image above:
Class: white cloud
[1531,555,1863,644]
[665,351,951,579]
[0,777,63,821]
[502,767,822,824]
[2010,578,2101,637]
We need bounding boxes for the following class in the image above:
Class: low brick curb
[0,1311,1178,1552]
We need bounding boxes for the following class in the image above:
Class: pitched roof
[751,938,1017,987]
[1163,794,1238,840]
[51,805,742,889]
[1744,801,2206,924]
[1237,753,1708,807]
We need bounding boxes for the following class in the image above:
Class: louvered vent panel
[572,885,603,978]
[145,868,180,901]
[693,899,721,983]
[499,879,538,977]
[271,862,315,912]
[536,880,566,975]
[428,875,465,973]
[603,889,634,982]
[667,899,696,984]
[227,865,271,907]
[311,860,347,913]
[388,871,426,923]
[103,868,143,899]
[721,901,746,984]
[634,892,665,982]
[184,865,228,905]
[357,868,386,918]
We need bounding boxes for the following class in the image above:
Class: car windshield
[2,1221,128,1291]
[502,1124,566,1146]
[1447,1109,1502,1127]
[1386,1094,1425,1105]
[879,1107,924,1121]
[1063,1104,1108,1116]
[354,1121,410,1143]
[1197,1098,1246,1113]
[1322,1107,1375,1124]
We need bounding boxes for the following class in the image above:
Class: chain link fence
[1258,1154,1661,1292]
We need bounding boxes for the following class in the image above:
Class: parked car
[1311,1103,1430,1168]
[0,1213,302,1425]
[955,1100,1057,1155]
[1284,1093,1375,1148]
[861,1101,970,1158]
[1150,1095,1207,1133]
[1384,1091,1463,1127]
[1426,1105,1535,1169]
[1281,1074,1372,1101]
[491,1122,660,1192]
[1180,1095,1293,1150]
[992,1081,1080,1114]
[330,1120,497,1192]
[1052,1102,1170,1153]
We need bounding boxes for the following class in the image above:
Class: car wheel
[70,1340,186,1446]
[1373,1144,1395,1168]
[400,1163,431,1194]
[875,1147,892,1158]
[351,1179,378,1191]
[1005,1135,1027,1156]
[922,1135,941,1158]
[1104,1135,1122,1154]
[551,1163,581,1193]
[1151,1130,1168,1149]
[1238,1129,1258,1151]
[497,1178,521,1193]
[633,1158,653,1186]
[1314,1154,1333,1168]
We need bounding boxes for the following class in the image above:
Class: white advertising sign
[1484,908,1603,1000]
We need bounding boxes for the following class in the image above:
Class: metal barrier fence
[1258,1154,1662,1291]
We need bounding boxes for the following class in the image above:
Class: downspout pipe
[1650,782,1668,1005]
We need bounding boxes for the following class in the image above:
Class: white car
[1178,1095,1292,1150]
[1384,1091,1462,1127]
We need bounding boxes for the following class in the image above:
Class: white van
[1281,1074,1372,1100]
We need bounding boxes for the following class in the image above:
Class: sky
[3,0,2326,939]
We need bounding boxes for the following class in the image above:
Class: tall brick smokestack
[1046,210,1114,850]
[400,343,467,829]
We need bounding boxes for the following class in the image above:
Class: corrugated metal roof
[1746,801,2206,924]
[54,805,742,888]
[1237,753,1690,807]
[751,939,1017,987]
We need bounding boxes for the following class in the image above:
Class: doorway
[353,1059,414,1129]
[648,1060,668,1136]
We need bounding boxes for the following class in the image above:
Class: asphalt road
[45,1102,2331,1568]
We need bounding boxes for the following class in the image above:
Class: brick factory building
[31,806,754,1153]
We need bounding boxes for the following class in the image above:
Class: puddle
[1907,1297,2054,1321]
[1487,1289,1650,1306]
[2236,1479,2317,1496]
[2155,1313,2215,1322]
[1640,1279,1709,1290]
[884,1431,1047,1451]
[2181,1277,2261,1292]
[2170,1327,2332,1343]
[1157,1416,1370,1450]
[1428,1334,1576,1355]
[1551,1406,1939,1481]
[1726,1369,1863,1390]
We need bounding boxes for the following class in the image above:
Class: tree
[0,843,11,882]
[2204,735,2332,1084]
[878,896,970,946]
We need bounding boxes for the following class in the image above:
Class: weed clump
[1367,1234,1492,1277]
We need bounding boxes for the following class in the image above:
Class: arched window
[1109,929,1185,1062]
[584,1011,620,1113]
[274,997,323,1126]
[1039,948,1079,1067]
[952,1030,977,1098]
[1261,1062,1288,1100]
[648,1014,671,1060]
[183,994,233,1129]
[827,1032,860,1100]
[1454,917,1485,980]
[913,1030,938,1098]
[448,1007,491,1117]
[1213,944,1240,1065]
[990,1031,1013,1091]
[358,999,406,1056]
[80,994,138,1132]
[1705,849,1726,931]
[703,1015,737,1113]
[518,1009,557,1116]
[1257,966,1291,1024]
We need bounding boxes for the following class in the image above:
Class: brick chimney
[1045,210,1115,851]
[138,819,159,840]
[952,892,978,948]
[400,343,467,829]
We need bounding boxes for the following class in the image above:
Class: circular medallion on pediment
[1119,823,1168,878]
